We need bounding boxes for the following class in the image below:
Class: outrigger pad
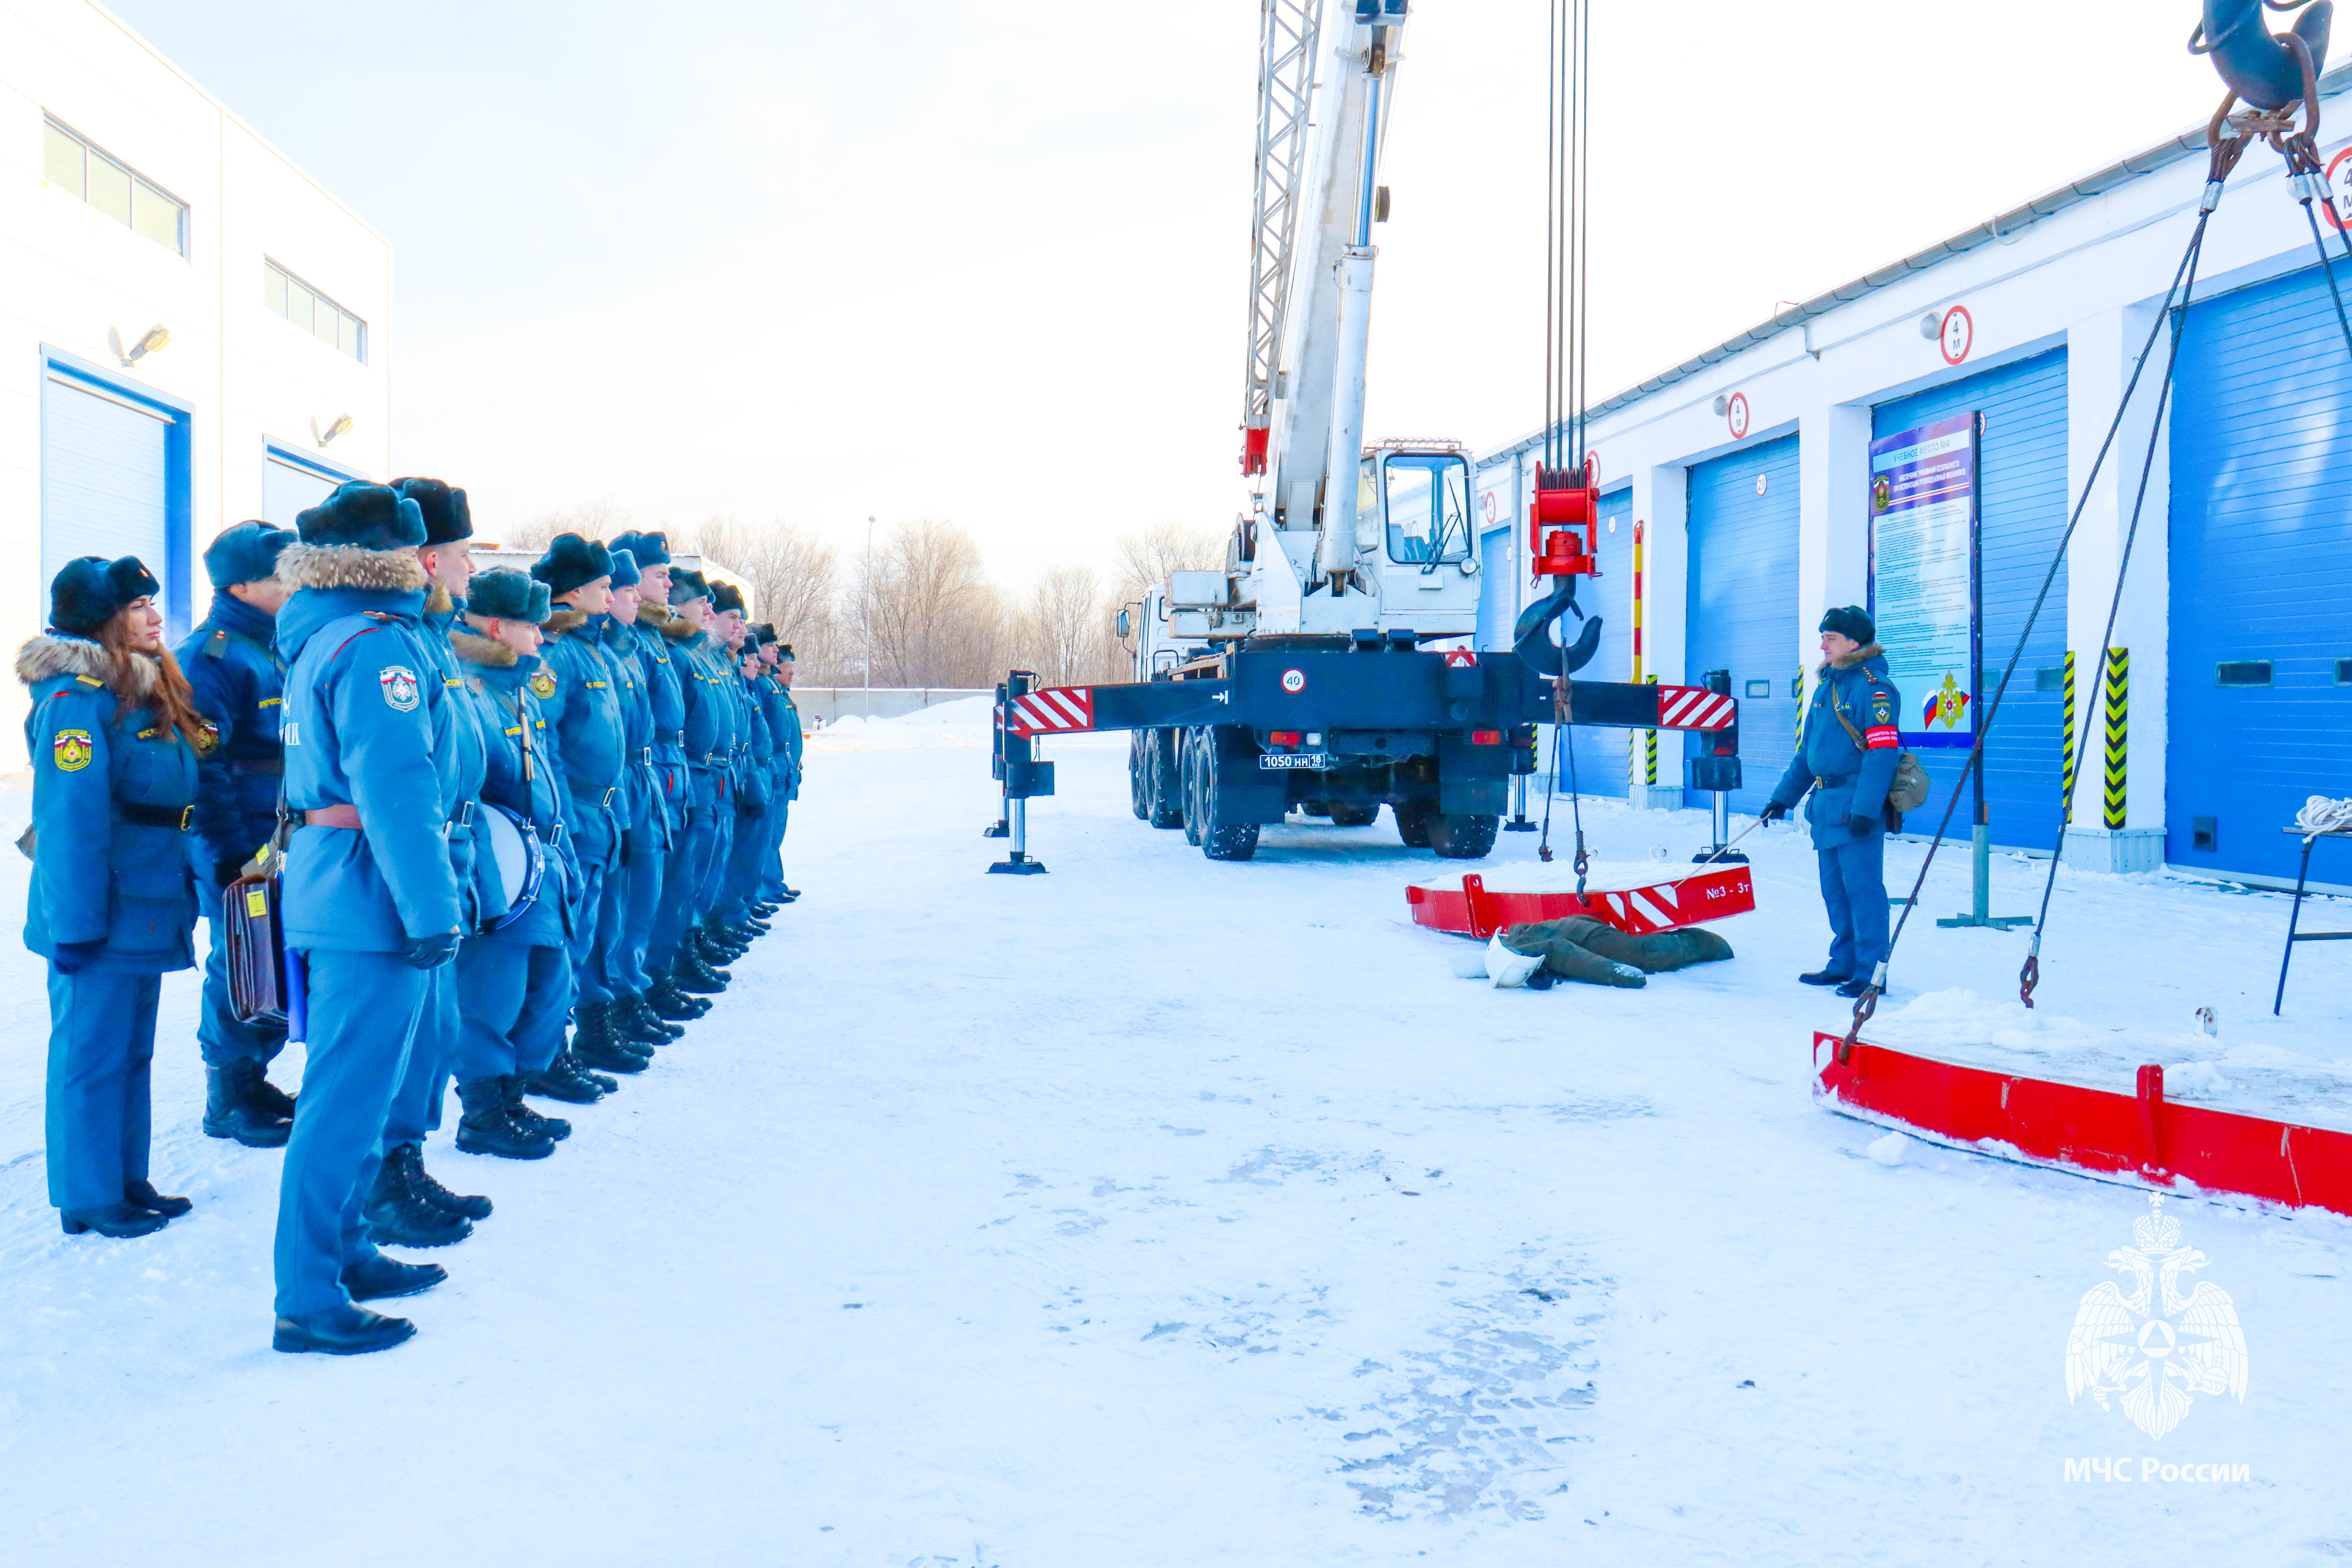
[1499,915,1734,989]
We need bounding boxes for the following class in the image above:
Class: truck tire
[1198,734,1260,862]
[1427,812,1499,859]
[1181,729,1205,846]
[1147,730,1185,828]
[1393,798,1436,848]
[1327,803,1380,828]
[1129,733,1150,820]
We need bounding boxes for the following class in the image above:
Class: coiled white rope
[2294,795,2352,840]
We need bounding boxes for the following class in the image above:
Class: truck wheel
[1427,812,1499,859]
[1129,733,1150,820]
[1148,730,1185,828]
[1327,803,1380,828]
[1393,798,1436,848]
[1181,730,1205,846]
[1198,735,1260,862]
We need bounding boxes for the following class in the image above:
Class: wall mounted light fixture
[108,323,171,366]
[312,412,354,447]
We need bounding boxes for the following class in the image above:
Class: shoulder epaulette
[204,629,230,660]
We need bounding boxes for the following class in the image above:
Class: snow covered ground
[4,700,2351,1565]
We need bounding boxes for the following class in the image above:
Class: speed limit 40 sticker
[1280,668,1306,694]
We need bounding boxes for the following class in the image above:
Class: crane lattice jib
[1240,0,1323,475]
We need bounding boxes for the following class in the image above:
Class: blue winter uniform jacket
[762,677,802,802]
[275,548,464,951]
[1770,643,1902,848]
[535,610,626,863]
[733,654,773,812]
[450,630,574,947]
[591,613,662,836]
[176,592,284,880]
[16,635,200,971]
[669,619,734,775]
[628,608,691,834]
[423,588,492,933]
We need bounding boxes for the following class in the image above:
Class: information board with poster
[1867,412,1977,750]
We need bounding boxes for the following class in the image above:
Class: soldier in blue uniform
[1763,607,1901,1000]
[272,483,465,1354]
[530,535,647,1075]
[705,584,771,949]
[18,556,204,1239]
[362,477,493,1247]
[448,568,593,1153]
[652,568,736,996]
[179,521,299,1148]
[754,631,802,909]
[606,531,704,1027]
[584,548,681,1051]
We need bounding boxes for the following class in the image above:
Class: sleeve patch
[52,730,92,770]
[1865,725,1900,750]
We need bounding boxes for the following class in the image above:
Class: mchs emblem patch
[379,666,421,713]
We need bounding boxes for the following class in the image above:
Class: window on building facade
[264,260,367,363]
[43,118,188,256]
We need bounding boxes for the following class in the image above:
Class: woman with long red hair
[17,555,207,1238]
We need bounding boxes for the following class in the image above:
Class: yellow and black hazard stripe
[1643,674,1659,784]
[2101,648,2128,831]
[2060,649,2076,824]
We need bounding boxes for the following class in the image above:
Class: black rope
[1837,183,2223,1060]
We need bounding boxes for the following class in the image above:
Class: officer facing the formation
[530,535,641,1074]
[272,482,465,1355]
[606,531,704,1025]
[359,477,496,1250]
[18,555,205,1240]
[179,521,299,1149]
[582,548,681,1052]
[448,568,592,1154]
[1762,606,1900,1000]
[754,631,801,907]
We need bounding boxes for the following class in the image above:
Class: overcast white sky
[111,0,2226,585]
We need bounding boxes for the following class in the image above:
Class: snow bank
[806,693,996,751]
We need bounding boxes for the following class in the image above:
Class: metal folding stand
[2273,826,2352,1013]
[987,671,1052,875]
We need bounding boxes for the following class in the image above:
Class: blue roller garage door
[2169,261,2352,882]
[1557,485,1633,797]
[40,363,189,638]
[263,447,347,528]
[1686,435,1800,815]
[1474,456,1519,652]
[1871,348,2070,850]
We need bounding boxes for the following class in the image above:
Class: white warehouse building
[0,0,389,732]
[1472,61,2352,893]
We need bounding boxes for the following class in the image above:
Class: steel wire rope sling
[1834,136,2239,1063]
[1536,0,1595,886]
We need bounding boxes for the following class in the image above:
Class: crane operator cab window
[1378,451,1471,566]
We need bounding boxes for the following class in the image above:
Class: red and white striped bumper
[1006,686,1096,736]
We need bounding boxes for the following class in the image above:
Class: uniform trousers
[382,965,456,1149]
[453,935,572,1080]
[598,817,662,1000]
[273,949,426,1317]
[715,797,768,924]
[649,782,711,974]
[567,831,614,1009]
[692,774,737,917]
[758,797,790,901]
[198,909,286,1067]
[1815,829,1891,978]
[45,966,162,1213]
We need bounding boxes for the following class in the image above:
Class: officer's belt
[304,803,475,833]
[1814,773,1853,789]
[118,801,194,830]
[660,730,684,745]
[228,759,284,775]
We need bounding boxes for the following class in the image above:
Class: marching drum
[477,802,546,933]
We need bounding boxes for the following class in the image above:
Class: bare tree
[691,514,845,680]
[1013,565,1124,686]
[846,518,1008,688]
[1112,519,1227,604]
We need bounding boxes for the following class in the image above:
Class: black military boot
[672,953,729,995]
[612,994,682,1044]
[203,1060,291,1148]
[646,975,710,1018]
[454,1079,555,1161]
[365,1144,475,1243]
[501,1075,571,1142]
[396,1143,493,1220]
[524,1051,608,1103]
[573,1004,652,1070]
[695,929,744,965]
[123,1177,193,1218]
[341,1254,447,1301]
[751,900,782,918]
[246,1065,297,1120]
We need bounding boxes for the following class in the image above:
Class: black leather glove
[1847,813,1877,838]
[400,929,461,970]
[1759,800,1789,823]
[52,938,105,975]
